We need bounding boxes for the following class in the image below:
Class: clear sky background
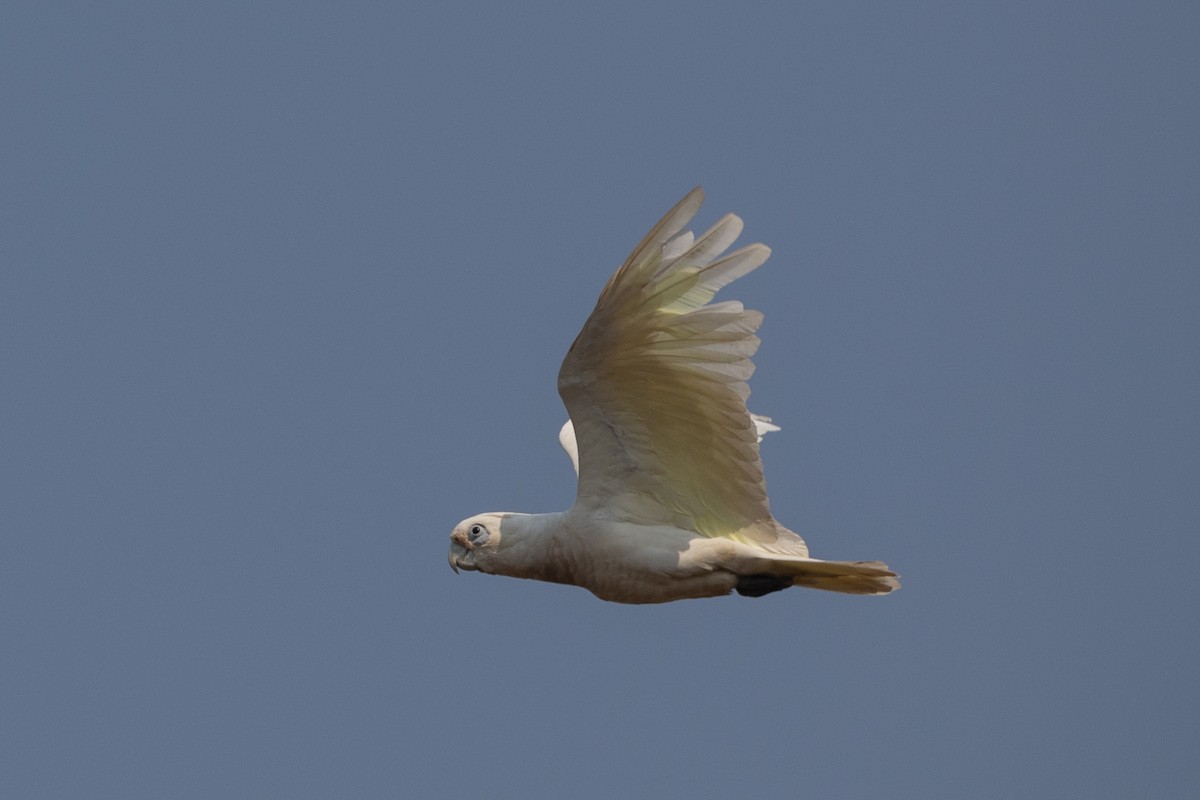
[3,3,1198,798]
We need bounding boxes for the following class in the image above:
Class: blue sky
[3,3,1198,798]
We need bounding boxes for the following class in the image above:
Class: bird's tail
[740,554,900,595]
[787,558,900,595]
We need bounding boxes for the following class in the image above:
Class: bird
[448,188,899,604]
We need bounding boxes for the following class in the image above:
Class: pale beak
[448,539,475,573]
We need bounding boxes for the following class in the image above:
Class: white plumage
[556,414,780,478]
[448,188,898,603]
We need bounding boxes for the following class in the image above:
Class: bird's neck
[497,512,575,585]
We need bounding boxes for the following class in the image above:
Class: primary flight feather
[448,188,899,603]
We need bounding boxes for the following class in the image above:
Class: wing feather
[558,188,806,553]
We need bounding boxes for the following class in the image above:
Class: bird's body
[459,512,741,604]
[449,188,898,604]
[453,509,897,604]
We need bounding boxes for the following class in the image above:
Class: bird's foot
[735,574,793,597]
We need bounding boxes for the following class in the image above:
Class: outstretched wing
[558,188,806,553]
[558,414,782,477]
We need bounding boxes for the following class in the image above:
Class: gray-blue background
[4,3,1197,798]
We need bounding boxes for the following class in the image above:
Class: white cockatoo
[449,188,899,603]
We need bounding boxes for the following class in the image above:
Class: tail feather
[741,555,900,596]
[788,560,900,595]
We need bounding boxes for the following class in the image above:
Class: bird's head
[448,512,508,574]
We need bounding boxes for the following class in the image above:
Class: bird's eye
[468,524,488,544]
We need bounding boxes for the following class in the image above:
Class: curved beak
[448,540,476,573]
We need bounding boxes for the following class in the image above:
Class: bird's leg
[734,574,794,597]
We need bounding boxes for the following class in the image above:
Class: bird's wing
[558,414,781,477]
[557,187,806,553]
[558,419,580,475]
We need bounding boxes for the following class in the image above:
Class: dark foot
[735,574,793,597]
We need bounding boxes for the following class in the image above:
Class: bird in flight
[449,188,899,603]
